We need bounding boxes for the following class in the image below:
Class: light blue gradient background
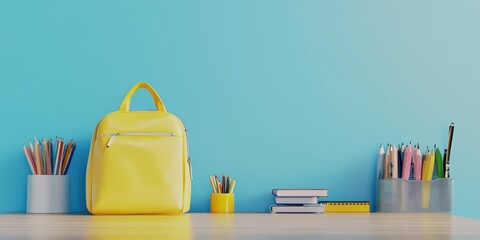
[1,1,479,218]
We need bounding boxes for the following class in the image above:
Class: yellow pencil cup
[210,193,234,213]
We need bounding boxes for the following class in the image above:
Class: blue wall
[1,1,479,218]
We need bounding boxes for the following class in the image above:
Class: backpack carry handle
[118,82,167,112]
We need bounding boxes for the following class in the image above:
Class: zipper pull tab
[107,133,120,148]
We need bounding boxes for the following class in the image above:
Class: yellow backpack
[86,82,191,214]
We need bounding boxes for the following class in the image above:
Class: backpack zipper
[188,157,192,180]
[104,132,176,148]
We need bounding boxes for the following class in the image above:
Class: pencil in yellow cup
[229,180,236,193]
[209,175,235,213]
[211,175,218,193]
[210,175,236,194]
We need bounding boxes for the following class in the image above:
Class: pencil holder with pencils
[376,178,453,213]
[375,123,455,213]
[23,137,76,213]
[209,175,236,213]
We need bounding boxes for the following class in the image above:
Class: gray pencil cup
[27,175,70,214]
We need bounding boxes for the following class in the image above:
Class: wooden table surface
[0,213,479,239]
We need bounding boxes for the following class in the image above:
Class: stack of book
[270,188,328,214]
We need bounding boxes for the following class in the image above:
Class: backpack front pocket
[91,132,184,214]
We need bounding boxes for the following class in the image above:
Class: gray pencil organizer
[376,178,453,213]
[27,175,70,213]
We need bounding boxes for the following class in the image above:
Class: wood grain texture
[0,213,479,239]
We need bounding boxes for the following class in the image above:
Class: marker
[434,145,444,178]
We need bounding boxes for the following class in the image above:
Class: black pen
[445,123,454,178]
